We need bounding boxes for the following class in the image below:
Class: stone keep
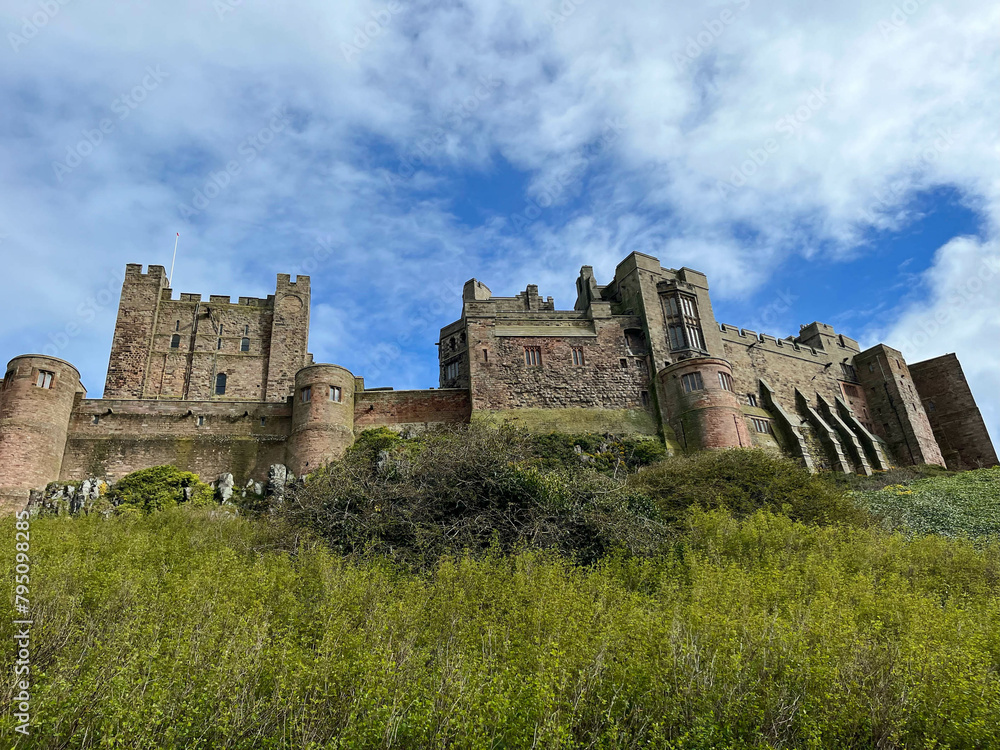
[0,252,995,513]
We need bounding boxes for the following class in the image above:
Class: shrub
[285,424,667,567]
[109,465,215,513]
[527,431,668,474]
[631,447,870,527]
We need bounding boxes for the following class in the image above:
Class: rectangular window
[329,385,342,402]
[244,325,250,336]
[843,383,860,398]
[641,390,650,407]
[444,361,460,380]
[751,417,771,434]
[686,324,704,350]
[301,386,311,403]
[747,394,758,407]
[483,349,488,363]
[240,337,250,352]
[718,372,734,391]
[524,346,541,366]
[92,415,99,425]
[197,416,205,427]
[170,334,180,349]
[681,372,703,393]
[841,362,858,381]
[667,325,685,350]
[35,370,54,389]
[260,417,266,427]
[571,347,585,366]
[664,293,705,352]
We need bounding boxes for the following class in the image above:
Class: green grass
[851,465,1000,538]
[3,507,1000,749]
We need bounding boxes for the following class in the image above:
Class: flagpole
[168,232,179,287]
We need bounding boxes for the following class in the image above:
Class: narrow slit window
[175,320,180,331]
[483,349,488,362]
[197,416,205,427]
[641,390,650,407]
[329,385,342,402]
[217,338,223,350]
[244,325,250,336]
[215,373,227,396]
[35,370,54,389]
[260,417,266,426]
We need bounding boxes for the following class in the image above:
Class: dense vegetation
[3,426,999,748]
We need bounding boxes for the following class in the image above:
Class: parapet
[463,279,492,301]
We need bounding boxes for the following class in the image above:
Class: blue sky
[1,0,998,445]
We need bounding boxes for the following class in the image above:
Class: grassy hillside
[3,428,1000,748]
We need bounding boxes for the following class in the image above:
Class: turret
[288,364,355,475]
[0,355,84,510]
[657,357,751,452]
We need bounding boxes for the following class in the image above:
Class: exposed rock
[217,473,235,502]
[267,464,287,496]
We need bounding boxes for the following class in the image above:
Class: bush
[109,465,215,513]
[285,424,667,567]
[527,431,668,474]
[4,507,1000,748]
[631,448,870,527]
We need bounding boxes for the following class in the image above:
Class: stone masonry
[0,253,995,513]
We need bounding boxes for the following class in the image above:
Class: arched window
[170,334,180,348]
[240,337,250,352]
[215,373,227,395]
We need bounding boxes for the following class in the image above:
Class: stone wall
[854,344,945,467]
[60,398,293,486]
[909,354,998,470]
[354,388,471,432]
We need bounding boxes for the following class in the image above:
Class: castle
[1,252,996,512]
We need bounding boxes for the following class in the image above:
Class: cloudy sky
[2,0,998,444]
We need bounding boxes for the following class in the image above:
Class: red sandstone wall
[909,354,998,470]
[354,389,471,431]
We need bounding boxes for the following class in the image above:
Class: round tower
[657,357,751,452]
[0,355,85,510]
[288,364,355,475]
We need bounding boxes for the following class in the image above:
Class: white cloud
[0,0,997,439]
